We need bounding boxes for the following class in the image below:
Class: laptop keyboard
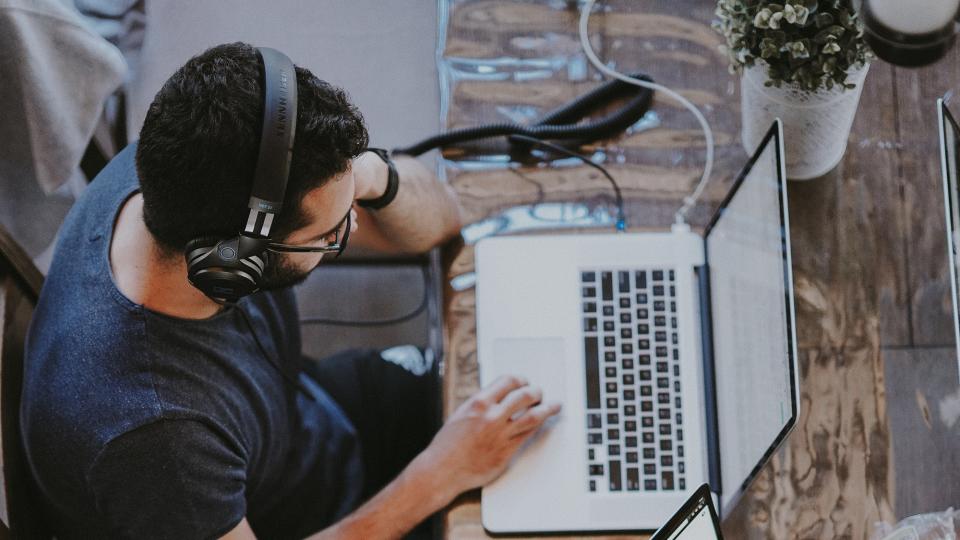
[581,269,686,494]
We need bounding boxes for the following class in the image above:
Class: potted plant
[714,0,873,179]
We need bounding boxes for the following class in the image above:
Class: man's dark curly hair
[136,42,368,255]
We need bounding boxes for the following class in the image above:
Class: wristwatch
[357,148,399,209]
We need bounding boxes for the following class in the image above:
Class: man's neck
[110,194,223,319]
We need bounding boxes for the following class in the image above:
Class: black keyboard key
[605,366,616,377]
[680,479,686,490]
[644,463,656,475]
[582,271,596,282]
[654,300,665,311]
[588,432,602,444]
[653,285,665,296]
[623,390,635,400]
[643,448,655,459]
[584,337,600,408]
[626,451,639,463]
[590,464,604,476]
[589,448,595,460]
[637,308,649,319]
[637,293,648,304]
[622,359,634,369]
[638,339,650,349]
[657,361,668,373]
[584,302,597,313]
[605,351,616,362]
[669,270,675,280]
[583,286,596,298]
[671,317,678,329]
[584,318,597,332]
[640,370,652,381]
[655,331,667,341]
[608,429,620,440]
[620,313,632,324]
[675,381,681,392]
[607,413,619,424]
[678,446,684,457]
[639,354,651,365]
[619,297,630,309]
[589,479,597,492]
[588,413,602,428]
[656,346,668,357]
[675,397,682,408]
[621,328,632,339]
[645,479,658,491]
[640,385,652,397]
[621,343,633,354]
[659,408,671,419]
[603,321,615,331]
[626,436,638,448]
[604,336,615,347]
[660,440,672,451]
[659,424,672,435]
[636,271,647,288]
[606,382,618,393]
[661,455,673,467]
[655,315,666,326]
[679,462,685,473]
[601,272,613,301]
[652,270,664,281]
[603,305,614,316]
[609,461,622,491]
[672,333,679,345]
[623,374,635,385]
[670,286,676,296]
[625,420,637,431]
[627,468,640,491]
[641,400,653,412]
[673,349,680,360]
[642,416,653,428]
[657,377,669,389]
[618,271,630,293]
[642,432,654,443]
[676,412,683,424]
[638,323,649,334]
[662,471,674,490]
[674,365,680,376]
[608,444,621,456]
[606,397,618,408]
[677,429,683,441]
[670,300,677,312]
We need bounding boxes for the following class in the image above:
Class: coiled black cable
[393,73,654,156]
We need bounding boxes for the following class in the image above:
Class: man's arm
[349,151,463,254]
[222,376,562,540]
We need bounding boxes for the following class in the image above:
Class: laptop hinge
[695,263,722,495]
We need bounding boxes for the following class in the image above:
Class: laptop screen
[938,98,960,384]
[651,484,724,540]
[704,121,799,510]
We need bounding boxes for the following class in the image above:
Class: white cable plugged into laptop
[578,0,715,226]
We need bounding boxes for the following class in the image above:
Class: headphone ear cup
[184,236,223,266]
[184,235,263,302]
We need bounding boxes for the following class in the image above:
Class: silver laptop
[937,98,960,384]
[475,120,800,533]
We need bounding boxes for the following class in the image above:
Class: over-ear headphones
[184,47,298,304]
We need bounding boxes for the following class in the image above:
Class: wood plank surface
[435,0,958,538]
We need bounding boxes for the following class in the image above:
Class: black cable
[393,73,654,156]
[508,135,627,231]
[299,266,430,327]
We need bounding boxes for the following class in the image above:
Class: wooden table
[436,1,960,538]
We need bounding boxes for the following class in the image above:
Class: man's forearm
[364,155,463,253]
[309,451,456,540]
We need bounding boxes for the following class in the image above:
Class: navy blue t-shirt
[21,144,364,539]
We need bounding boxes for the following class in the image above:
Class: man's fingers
[492,385,543,420]
[474,375,528,405]
[509,402,562,437]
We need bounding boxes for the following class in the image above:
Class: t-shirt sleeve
[87,419,248,539]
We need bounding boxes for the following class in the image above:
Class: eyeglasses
[267,209,351,258]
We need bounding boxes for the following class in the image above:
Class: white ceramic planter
[740,62,870,180]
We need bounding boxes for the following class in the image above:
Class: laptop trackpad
[490,338,567,410]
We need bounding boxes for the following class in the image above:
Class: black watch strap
[357,148,399,210]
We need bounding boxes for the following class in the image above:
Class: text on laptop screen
[706,132,794,507]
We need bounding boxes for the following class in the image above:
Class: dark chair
[0,224,49,538]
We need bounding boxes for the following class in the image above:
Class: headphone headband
[245,47,298,238]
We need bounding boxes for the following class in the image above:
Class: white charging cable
[578,0,715,225]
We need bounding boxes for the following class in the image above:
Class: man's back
[21,145,363,539]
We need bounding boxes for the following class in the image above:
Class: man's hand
[420,375,562,498]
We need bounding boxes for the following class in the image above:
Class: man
[21,42,560,539]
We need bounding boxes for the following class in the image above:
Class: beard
[258,253,314,291]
